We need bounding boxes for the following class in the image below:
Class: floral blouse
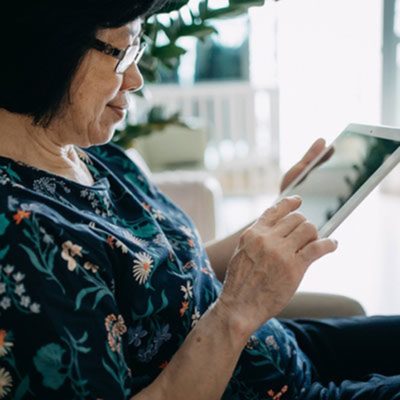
[0,143,313,399]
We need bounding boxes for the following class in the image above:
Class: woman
[0,1,400,399]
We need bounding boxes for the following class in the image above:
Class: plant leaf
[202,6,246,20]
[75,286,98,310]
[176,23,217,39]
[92,288,110,309]
[229,0,266,6]
[13,375,30,400]
[151,43,187,60]
[20,244,46,273]
[0,245,9,260]
[0,214,10,236]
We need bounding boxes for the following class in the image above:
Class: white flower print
[30,303,41,314]
[153,234,165,246]
[0,298,10,310]
[179,225,193,238]
[152,209,165,221]
[33,177,57,195]
[14,284,25,297]
[3,265,13,275]
[183,261,198,271]
[180,281,193,300]
[115,240,128,254]
[7,196,18,210]
[191,307,201,327]
[0,367,12,399]
[20,296,30,308]
[0,171,10,186]
[265,335,279,351]
[39,227,53,244]
[12,272,24,282]
[132,252,154,285]
[124,230,148,247]
[0,264,41,315]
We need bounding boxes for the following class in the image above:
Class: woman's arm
[133,197,337,400]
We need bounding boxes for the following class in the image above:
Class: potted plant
[113,0,267,149]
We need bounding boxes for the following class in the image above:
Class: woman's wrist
[208,299,256,348]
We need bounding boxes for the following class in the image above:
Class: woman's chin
[79,127,115,148]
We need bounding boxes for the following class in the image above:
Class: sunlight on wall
[276,0,383,170]
[250,0,382,170]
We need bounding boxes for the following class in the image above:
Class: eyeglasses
[92,38,147,74]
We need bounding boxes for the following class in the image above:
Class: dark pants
[281,316,400,399]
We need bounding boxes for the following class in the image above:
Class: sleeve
[0,208,133,400]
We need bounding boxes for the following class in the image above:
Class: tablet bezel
[278,123,400,238]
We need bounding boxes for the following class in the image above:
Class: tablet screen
[286,130,400,230]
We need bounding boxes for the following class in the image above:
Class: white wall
[250,0,383,169]
[276,0,383,170]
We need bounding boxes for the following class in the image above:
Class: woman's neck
[0,109,94,186]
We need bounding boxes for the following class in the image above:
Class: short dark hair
[0,0,167,126]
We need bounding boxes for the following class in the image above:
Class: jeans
[281,316,400,399]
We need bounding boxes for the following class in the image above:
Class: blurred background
[118,0,400,316]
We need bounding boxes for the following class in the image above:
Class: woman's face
[52,19,144,147]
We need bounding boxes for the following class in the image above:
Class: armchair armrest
[278,292,366,319]
[126,148,222,242]
[153,171,222,242]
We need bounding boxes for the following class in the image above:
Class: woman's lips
[108,105,127,120]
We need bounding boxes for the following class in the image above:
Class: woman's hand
[217,196,337,337]
[280,138,327,193]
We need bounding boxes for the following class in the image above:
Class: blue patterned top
[0,143,313,399]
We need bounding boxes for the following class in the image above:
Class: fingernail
[291,195,302,201]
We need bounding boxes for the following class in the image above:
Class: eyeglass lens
[116,43,146,74]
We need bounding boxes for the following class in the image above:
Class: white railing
[147,81,280,195]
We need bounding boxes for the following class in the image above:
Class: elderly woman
[1,1,400,399]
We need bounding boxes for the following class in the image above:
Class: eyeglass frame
[92,38,147,74]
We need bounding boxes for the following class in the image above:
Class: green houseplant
[112,0,267,149]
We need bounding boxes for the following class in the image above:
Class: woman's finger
[274,212,306,237]
[297,238,338,266]
[280,138,327,193]
[287,220,319,251]
[300,138,326,164]
[259,196,302,226]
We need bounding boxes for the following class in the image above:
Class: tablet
[278,123,400,237]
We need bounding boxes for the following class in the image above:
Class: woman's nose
[121,62,144,93]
